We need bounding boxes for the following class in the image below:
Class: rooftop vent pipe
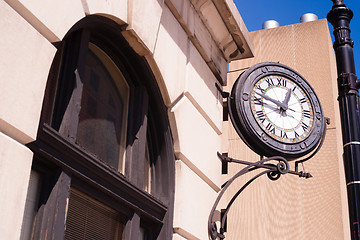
[262,20,279,29]
[300,13,318,23]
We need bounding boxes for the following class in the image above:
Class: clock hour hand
[256,92,286,109]
[263,102,280,113]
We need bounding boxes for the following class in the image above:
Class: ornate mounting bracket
[208,154,312,240]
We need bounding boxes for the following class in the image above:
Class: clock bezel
[228,62,325,159]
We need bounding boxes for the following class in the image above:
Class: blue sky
[233,0,360,75]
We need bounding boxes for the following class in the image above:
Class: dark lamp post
[327,0,360,239]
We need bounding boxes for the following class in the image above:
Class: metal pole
[327,1,360,239]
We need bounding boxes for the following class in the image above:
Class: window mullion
[58,30,90,143]
[123,212,141,240]
[126,89,149,190]
[32,170,71,240]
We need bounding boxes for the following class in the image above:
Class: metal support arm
[208,154,312,240]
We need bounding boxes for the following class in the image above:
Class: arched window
[23,15,175,240]
[52,35,129,172]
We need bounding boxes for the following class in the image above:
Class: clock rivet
[261,133,268,141]
[300,142,306,149]
[316,112,321,119]
[242,93,249,101]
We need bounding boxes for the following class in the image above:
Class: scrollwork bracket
[208,153,312,240]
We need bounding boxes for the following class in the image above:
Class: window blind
[64,189,125,240]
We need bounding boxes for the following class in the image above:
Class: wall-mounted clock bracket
[209,117,328,239]
[215,83,229,98]
[208,153,314,240]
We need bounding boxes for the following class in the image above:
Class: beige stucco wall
[0,2,56,238]
[0,132,33,240]
[0,0,254,239]
[224,19,350,240]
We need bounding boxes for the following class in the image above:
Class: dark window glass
[54,38,129,172]
[76,43,129,171]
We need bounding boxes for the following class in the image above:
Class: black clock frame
[228,62,325,159]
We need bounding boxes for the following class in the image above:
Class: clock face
[228,62,325,159]
[250,75,314,144]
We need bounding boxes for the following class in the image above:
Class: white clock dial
[250,75,314,143]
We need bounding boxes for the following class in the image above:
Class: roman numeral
[281,131,288,139]
[292,86,297,92]
[253,97,262,105]
[265,77,274,86]
[256,85,266,93]
[303,110,311,118]
[256,111,266,123]
[277,77,286,87]
[299,98,307,104]
[266,123,275,134]
[301,122,309,131]
[270,127,275,135]
[294,131,300,138]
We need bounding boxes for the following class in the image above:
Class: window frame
[26,15,175,240]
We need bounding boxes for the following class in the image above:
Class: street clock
[228,62,325,159]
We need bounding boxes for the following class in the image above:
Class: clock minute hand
[281,89,291,110]
[256,92,286,109]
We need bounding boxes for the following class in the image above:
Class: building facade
[0,0,350,240]
[0,0,253,239]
